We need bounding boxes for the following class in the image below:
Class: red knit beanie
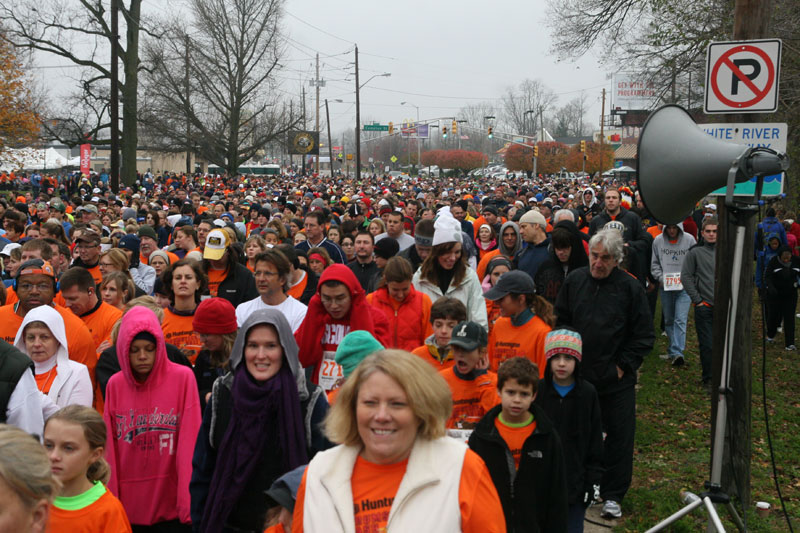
[193,297,237,334]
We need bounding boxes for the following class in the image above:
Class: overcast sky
[35,0,615,140]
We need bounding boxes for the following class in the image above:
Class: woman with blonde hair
[43,406,131,531]
[244,235,267,272]
[100,271,136,311]
[293,349,504,532]
[367,218,385,237]
[0,425,59,533]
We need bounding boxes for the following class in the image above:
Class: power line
[284,11,355,45]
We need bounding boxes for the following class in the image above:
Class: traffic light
[388,122,394,134]
[452,120,457,134]
[534,145,539,157]
[442,127,448,138]
[488,127,493,138]
[580,140,587,153]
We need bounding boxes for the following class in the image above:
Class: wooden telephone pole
[711,0,774,510]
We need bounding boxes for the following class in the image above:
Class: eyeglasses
[18,282,52,292]
[99,262,115,268]
[320,294,349,306]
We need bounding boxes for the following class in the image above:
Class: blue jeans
[661,289,691,358]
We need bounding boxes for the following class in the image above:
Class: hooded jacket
[581,187,597,208]
[413,264,488,330]
[202,258,258,308]
[295,265,391,388]
[650,223,697,284]
[103,306,201,526]
[190,309,330,531]
[534,220,589,303]
[534,364,604,505]
[681,240,716,306]
[14,306,92,408]
[476,221,521,281]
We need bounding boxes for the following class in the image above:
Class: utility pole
[315,53,321,175]
[301,86,306,176]
[325,99,334,177]
[354,46,362,181]
[109,0,120,193]
[600,88,606,145]
[711,0,774,511]
[185,35,191,175]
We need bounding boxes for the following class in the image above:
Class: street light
[354,45,390,180]
[401,101,421,174]
[524,109,535,137]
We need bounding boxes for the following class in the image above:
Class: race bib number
[446,428,473,443]
[317,350,343,391]
[664,273,683,291]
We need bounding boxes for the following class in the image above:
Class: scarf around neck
[201,363,308,531]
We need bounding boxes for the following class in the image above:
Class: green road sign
[363,124,389,131]
[390,155,398,163]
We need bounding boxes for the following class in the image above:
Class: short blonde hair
[324,349,451,445]
[0,425,59,507]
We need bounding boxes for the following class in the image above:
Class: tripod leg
[725,501,745,532]
[703,497,727,532]
[645,498,705,533]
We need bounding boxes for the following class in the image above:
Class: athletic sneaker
[658,354,672,360]
[672,355,685,367]
[602,500,622,518]
[766,337,775,342]
[786,345,797,351]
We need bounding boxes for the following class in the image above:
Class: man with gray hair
[554,228,654,519]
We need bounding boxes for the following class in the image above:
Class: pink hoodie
[103,306,201,525]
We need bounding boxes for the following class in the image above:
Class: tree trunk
[120,0,142,187]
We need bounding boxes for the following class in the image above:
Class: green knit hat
[335,331,385,378]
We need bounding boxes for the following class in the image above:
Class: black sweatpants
[598,385,636,503]
[766,292,798,347]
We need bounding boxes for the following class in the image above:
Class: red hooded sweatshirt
[295,264,390,390]
[103,306,201,526]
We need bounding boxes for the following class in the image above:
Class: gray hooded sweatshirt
[650,224,697,284]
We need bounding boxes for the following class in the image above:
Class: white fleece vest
[302,437,467,532]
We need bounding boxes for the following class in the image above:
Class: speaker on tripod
[637,105,789,533]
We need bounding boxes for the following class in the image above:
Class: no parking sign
[704,39,781,114]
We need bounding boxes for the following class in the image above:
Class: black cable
[760,292,795,532]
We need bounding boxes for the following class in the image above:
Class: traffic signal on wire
[452,121,457,134]
[443,127,448,138]
[488,127,493,138]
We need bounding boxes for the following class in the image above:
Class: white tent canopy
[0,147,72,172]
[603,165,636,176]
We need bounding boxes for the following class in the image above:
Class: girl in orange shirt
[43,405,131,533]
[161,258,207,365]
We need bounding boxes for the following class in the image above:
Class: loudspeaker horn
[637,105,750,224]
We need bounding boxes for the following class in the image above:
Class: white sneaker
[786,345,797,351]
[658,354,671,360]
[602,500,622,518]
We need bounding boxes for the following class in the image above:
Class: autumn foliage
[420,150,487,173]
[0,35,39,150]
[505,140,614,175]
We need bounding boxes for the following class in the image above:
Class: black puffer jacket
[534,365,604,504]
[205,260,258,308]
[554,266,654,394]
[468,403,568,533]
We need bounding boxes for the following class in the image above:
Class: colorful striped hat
[545,329,582,362]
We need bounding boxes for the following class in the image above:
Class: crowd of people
[0,166,742,532]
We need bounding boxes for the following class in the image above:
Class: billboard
[613,73,657,110]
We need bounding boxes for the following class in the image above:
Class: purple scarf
[201,363,308,531]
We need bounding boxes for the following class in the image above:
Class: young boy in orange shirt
[468,357,568,533]
[438,321,499,441]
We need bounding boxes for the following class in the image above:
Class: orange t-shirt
[46,485,131,533]
[80,301,123,351]
[488,315,550,377]
[35,367,58,395]
[161,307,202,365]
[411,343,455,372]
[293,449,505,533]
[439,368,499,430]
[207,267,228,297]
[647,225,662,239]
[85,265,103,288]
[494,416,537,470]
[287,272,309,301]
